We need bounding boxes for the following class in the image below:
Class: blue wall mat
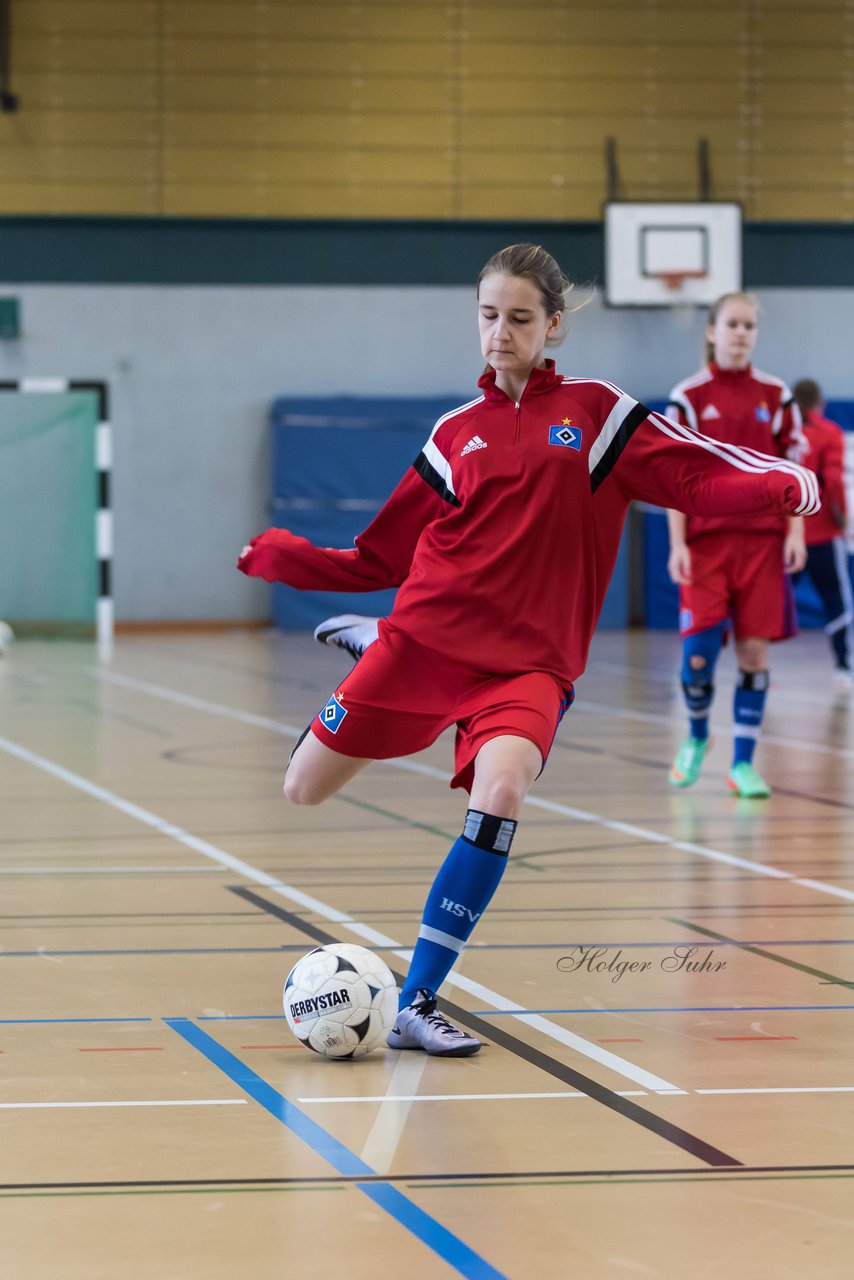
[271,396,461,630]
[642,399,854,631]
[270,395,631,631]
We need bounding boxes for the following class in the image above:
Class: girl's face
[477,272,562,386]
[706,298,758,369]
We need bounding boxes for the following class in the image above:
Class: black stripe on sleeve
[413,450,462,507]
[667,397,691,422]
[590,401,652,494]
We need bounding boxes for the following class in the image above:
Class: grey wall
[0,283,850,621]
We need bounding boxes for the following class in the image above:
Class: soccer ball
[283,943,398,1059]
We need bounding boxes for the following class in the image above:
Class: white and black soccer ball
[283,943,398,1059]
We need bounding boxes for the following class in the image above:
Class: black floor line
[229,885,743,1169]
[4,1162,852,1193]
[669,917,854,988]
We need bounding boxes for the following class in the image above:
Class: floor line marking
[88,670,854,904]
[240,1045,303,1051]
[359,1050,429,1175]
[300,1086,854,1103]
[0,866,221,875]
[78,1047,164,1053]
[573,696,854,762]
[0,948,298,958]
[714,1036,798,1042]
[669,918,854,991]
[301,1091,648,1104]
[436,969,684,1094]
[470,1005,854,1015]
[3,1005,849,1027]
[0,1099,247,1110]
[0,729,684,1095]
[232,887,739,1166]
[2,1161,854,1193]
[0,1017,153,1025]
[695,1087,854,1095]
[165,1017,507,1280]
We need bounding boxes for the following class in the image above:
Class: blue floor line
[1,942,851,960]
[197,1014,286,1021]
[4,1005,850,1028]
[469,939,854,948]
[472,1005,854,1016]
[0,1016,153,1024]
[164,1017,508,1280]
[0,947,297,957]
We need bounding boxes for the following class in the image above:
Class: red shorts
[679,534,797,641]
[310,626,573,792]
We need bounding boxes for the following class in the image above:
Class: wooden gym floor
[1,627,852,1279]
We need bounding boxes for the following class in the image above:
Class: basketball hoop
[654,269,708,294]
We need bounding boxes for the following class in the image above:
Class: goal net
[0,387,100,637]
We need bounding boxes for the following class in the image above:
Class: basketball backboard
[604,202,742,307]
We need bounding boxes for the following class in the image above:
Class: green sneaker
[670,737,711,788]
[727,762,771,798]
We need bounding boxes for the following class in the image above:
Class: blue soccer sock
[732,669,769,766]
[398,810,516,1009]
[680,624,724,740]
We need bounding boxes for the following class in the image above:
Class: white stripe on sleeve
[648,413,821,516]
[587,392,640,476]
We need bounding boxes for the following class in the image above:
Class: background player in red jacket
[239,247,817,1056]
[666,292,808,798]
[792,378,852,691]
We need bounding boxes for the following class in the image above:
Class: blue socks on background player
[398,809,517,1009]
[680,624,724,739]
[733,669,769,765]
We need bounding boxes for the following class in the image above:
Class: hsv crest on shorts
[318,694,348,733]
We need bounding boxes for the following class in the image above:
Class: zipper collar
[709,360,753,381]
[477,358,564,403]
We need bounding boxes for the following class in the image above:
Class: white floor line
[303,1085,854,1103]
[587,657,852,712]
[435,969,685,1094]
[792,877,854,902]
[303,1091,648,1104]
[574,697,854,762]
[695,1086,854,1096]
[0,729,681,1095]
[88,669,854,903]
[0,1099,247,1109]
[0,866,221,875]
[358,1051,429,1174]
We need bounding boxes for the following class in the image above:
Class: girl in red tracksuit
[239,246,818,1057]
[665,292,808,798]
[792,378,852,689]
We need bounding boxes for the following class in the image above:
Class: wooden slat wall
[1,0,853,221]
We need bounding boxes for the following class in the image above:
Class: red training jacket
[666,362,805,542]
[240,361,819,688]
[801,409,848,545]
